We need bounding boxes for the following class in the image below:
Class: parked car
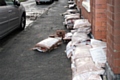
[0,0,26,39]
[35,0,54,5]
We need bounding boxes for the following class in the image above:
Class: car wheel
[20,15,26,30]
[50,0,53,3]
[36,2,39,5]
[52,0,54,2]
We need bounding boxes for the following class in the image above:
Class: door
[5,0,20,30]
[0,0,9,38]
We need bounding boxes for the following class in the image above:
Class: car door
[5,0,20,30]
[0,0,9,38]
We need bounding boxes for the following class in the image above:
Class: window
[5,0,14,5]
[82,0,90,12]
[0,0,6,6]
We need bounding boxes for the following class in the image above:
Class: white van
[35,0,54,5]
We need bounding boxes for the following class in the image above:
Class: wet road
[21,0,55,27]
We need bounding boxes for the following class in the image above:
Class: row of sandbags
[63,19,91,43]
[66,39,107,80]
[62,0,80,30]
[62,1,107,80]
[62,1,91,30]
[62,1,91,43]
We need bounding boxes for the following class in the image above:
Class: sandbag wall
[62,0,107,80]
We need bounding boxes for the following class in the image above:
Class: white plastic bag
[91,39,106,48]
[90,47,107,64]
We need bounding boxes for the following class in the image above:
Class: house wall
[92,0,107,41]
[107,0,120,74]
[76,0,107,41]
[81,5,91,23]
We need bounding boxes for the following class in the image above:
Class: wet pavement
[21,0,54,27]
[0,0,72,80]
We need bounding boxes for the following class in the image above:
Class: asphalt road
[0,0,72,80]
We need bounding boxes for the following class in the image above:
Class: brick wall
[92,0,107,41]
[80,0,92,23]
[107,0,120,74]
[81,5,92,23]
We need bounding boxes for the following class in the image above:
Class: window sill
[82,1,90,12]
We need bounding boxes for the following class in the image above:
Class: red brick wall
[81,0,92,23]
[81,6,92,23]
[92,0,107,41]
[107,0,120,74]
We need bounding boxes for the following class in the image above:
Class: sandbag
[62,9,78,16]
[63,32,73,40]
[90,39,106,48]
[65,41,75,58]
[76,26,91,34]
[73,19,91,29]
[75,58,105,75]
[87,74,102,80]
[33,37,62,52]
[64,13,80,19]
[71,32,89,45]
[65,16,80,21]
[72,72,102,80]
[73,45,91,59]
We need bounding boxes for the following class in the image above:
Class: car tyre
[36,2,39,5]
[50,0,53,3]
[20,15,26,30]
[52,0,54,3]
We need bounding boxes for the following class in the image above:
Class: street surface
[21,0,55,27]
[0,0,71,80]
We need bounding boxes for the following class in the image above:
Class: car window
[5,0,14,5]
[0,0,6,6]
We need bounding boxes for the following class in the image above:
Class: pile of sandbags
[62,9,80,29]
[62,1,107,79]
[32,30,66,52]
[65,39,107,80]
[63,27,90,44]
[63,19,91,43]
[62,0,80,30]
[62,3,91,30]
